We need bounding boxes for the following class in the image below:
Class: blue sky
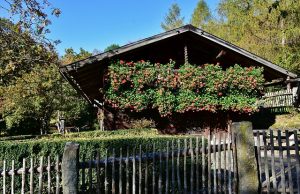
[47,0,220,55]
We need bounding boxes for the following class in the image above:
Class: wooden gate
[255,129,300,193]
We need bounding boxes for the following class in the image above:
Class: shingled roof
[60,24,298,105]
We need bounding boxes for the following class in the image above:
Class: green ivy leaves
[104,61,264,116]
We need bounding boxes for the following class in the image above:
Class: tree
[0,19,57,85]
[211,0,300,74]
[0,0,61,48]
[104,44,120,52]
[60,48,92,65]
[0,64,61,135]
[0,0,61,135]
[0,1,61,79]
[59,48,95,130]
[0,64,94,135]
[0,1,110,135]
[0,9,94,135]
[0,44,95,135]
[190,0,211,28]
[161,3,185,31]
[0,18,60,134]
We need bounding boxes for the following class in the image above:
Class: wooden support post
[97,108,105,131]
[231,122,259,194]
[287,76,291,90]
[184,45,188,64]
[62,142,80,194]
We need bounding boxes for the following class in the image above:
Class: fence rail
[78,143,233,169]
[262,89,295,108]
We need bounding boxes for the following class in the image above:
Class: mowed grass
[271,112,300,129]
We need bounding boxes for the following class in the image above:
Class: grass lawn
[271,112,300,129]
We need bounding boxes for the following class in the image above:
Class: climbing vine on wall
[103,60,264,117]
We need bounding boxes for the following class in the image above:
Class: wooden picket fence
[0,156,61,194]
[254,129,300,194]
[0,134,238,193]
[77,134,238,193]
[262,89,295,108]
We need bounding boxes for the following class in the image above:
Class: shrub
[0,129,200,161]
[130,118,155,129]
[104,61,264,117]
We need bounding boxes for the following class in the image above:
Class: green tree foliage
[161,3,185,31]
[0,19,59,135]
[0,0,61,135]
[60,48,92,65]
[161,1,300,73]
[1,65,61,134]
[211,0,300,74]
[104,44,120,52]
[0,0,94,135]
[59,48,95,130]
[0,0,61,47]
[0,19,57,87]
[0,1,61,77]
[1,45,94,135]
[190,0,211,28]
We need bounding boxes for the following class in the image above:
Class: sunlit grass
[271,112,300,129]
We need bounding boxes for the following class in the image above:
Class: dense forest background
[0,0,299,135]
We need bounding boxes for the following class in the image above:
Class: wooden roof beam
[264,78,285,86]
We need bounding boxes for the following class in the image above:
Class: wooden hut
[59,25,299,130]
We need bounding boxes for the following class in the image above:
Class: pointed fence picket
[0,156,61,194]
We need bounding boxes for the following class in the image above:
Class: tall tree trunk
[281,18,286,46]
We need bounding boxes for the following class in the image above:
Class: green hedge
[0,128,202,162]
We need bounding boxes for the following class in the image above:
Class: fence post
[62,142,80,194]
[231,121,259,194]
